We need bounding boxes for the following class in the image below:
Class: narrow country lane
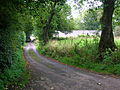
[23,43,120,90]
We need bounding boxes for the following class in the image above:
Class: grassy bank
[0,50,29,90]
[38,36,120,75]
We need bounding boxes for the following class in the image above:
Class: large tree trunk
[99,0,116,55]
[43,2,57,44]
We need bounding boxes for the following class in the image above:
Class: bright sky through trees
[67,0,102,18]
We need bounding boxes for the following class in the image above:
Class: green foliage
[0,50,29,90]
[38,36,120,75]
[113,1,120,27]
[76,9,101,30]
[0,29,28,89]
[82,10,101,30]
[75,0,120,30]
[32,0,74,43]
[53,4,75,31]
[0,0,30,89]
[0,30,25,70]
[0,0,120,89]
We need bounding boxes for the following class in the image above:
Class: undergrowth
[0,50,29,90]
[38,36,120,75]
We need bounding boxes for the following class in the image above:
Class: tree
[75,0,118,58]
[42,1,57,44]
[31,0,71,44]
[52,4,74,31]
[77,9,101,30]
[42,0,66,44]
[99,0,116,54]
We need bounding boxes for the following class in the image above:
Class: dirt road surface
[23,43,120,90]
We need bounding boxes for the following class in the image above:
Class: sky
[67,0,102,18]
[66,0,79,18]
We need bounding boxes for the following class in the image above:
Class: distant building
[54,30,101,38]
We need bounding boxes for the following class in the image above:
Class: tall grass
[38,36,120,75]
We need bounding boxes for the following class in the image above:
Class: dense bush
[0,0,29,89]
[0,29,25,70]
[0,30,28,89]
[0,50,29,90]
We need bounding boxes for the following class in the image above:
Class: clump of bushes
[0,1,29,89]
[0,31,29,90]
[0,50,29,90]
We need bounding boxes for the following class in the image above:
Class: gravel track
[23,43,120,90]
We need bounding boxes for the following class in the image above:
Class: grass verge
[0,50,30,90]
[37,36,120,75]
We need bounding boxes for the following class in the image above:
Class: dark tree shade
[99,0,116,59]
